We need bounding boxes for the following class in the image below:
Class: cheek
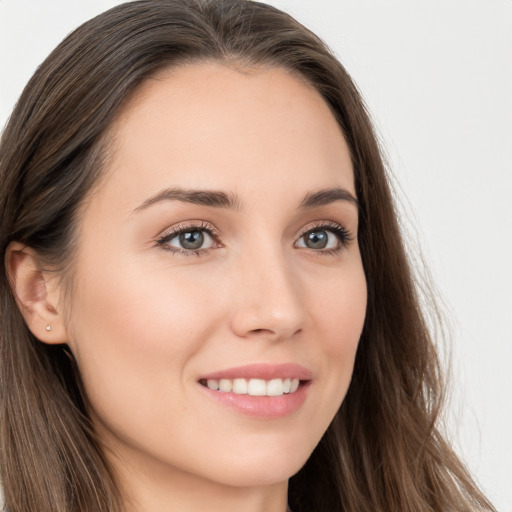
[65,259,222,421]
[311,262,367,398]
[314,261,367,347]
[70,256,216,348]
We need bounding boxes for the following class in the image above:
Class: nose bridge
[229,241,305,340]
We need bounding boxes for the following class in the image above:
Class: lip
[199,363,313,381]
[198,363,312,419]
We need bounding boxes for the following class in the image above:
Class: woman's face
[63,63,367,492]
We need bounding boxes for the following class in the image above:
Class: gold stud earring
[45,325,51,332]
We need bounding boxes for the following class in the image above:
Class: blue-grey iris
[180,231,204,250]
[304,230,328,249]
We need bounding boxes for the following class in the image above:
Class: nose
[229,250,305,341]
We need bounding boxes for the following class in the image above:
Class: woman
[0,1,496,511]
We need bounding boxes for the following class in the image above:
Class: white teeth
[207,379,219,390]
[219,379,232,392]
[204,377,301,396]
[267,378,284,396]
[248,378,266,396]
[232,378,248,394]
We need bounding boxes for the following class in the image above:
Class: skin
[10,63,367,512]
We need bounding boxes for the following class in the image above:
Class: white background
[1,1,511,510]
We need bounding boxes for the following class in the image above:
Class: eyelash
[156,221,221,257]
[299,221,353,256]
[155,220,353,257]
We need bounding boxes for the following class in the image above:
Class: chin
[200,443,312,488]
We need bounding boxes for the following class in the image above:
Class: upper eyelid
[297,220,351,236]
[301,220,344,230]
[156,221,220,240]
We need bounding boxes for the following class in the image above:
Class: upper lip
[199,363,313,381]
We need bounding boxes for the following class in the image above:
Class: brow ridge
[300,187,359,209]
[133,187,241,213]
[133,185,357,214]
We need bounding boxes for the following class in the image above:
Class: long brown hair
[0,1,495,511]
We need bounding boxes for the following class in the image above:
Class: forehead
[96,62,354,210]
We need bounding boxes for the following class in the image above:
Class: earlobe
[6,242,68,344]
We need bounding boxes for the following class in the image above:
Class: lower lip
[199,381,310,418]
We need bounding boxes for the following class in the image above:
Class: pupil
[179,231,204,250]
[305,230,328,249]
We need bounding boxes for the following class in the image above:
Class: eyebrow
[132,187,241,213]
[300,187,359,209]
[132,186,358,213]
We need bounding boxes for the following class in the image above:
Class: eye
[299,229,336,250]
[173,230,214,250]
[295,223,351,252]
[156,223,219,255]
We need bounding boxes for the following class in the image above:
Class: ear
[6,242,69,344]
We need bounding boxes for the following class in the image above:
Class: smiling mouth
[199,377,302,397]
